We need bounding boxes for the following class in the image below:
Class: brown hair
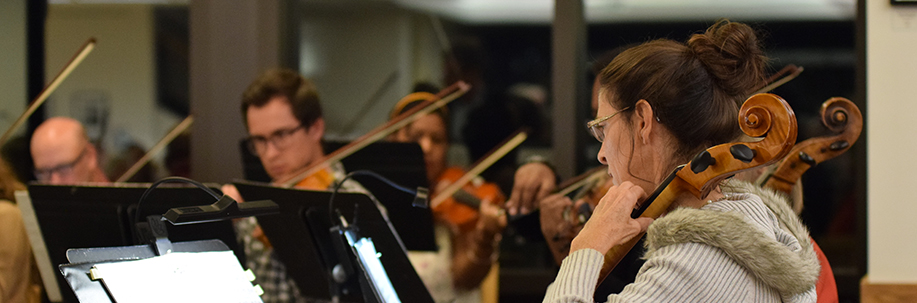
[599,19,767,161]
[241,68,322,129]
[0,158,25,202]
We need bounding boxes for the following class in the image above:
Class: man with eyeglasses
[224,68,364,303]
[30,117,109,185]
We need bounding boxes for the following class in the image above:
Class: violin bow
[430,129,528,208]
[115,115,193,182]
[554,167,606,198]
[752,64,804,95]
[279,81,470,188]
[0,38,96,145]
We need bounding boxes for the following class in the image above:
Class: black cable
[327,170,419,224]
[134,176,221,226]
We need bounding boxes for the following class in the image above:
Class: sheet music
[91,251,262,303]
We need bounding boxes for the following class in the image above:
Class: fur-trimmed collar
[643,179,819,297]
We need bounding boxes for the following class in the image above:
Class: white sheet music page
[91,251,262,303]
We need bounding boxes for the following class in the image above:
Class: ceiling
[47,0,857,24]
[392,0,856,24]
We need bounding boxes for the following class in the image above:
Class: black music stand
[18,184,244,302]
[239,140,436,251]
[234,182,434,303]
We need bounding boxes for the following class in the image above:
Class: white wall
[867,0,917,283]
[299,4,412,139]
[0,0,28,138]
[410,16,446,94]
[299,4,445,140]
[45,4,180,172]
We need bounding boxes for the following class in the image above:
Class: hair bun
[687,19,767,97]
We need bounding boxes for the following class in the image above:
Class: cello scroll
[676,93,798,199]
[761,97,862,194]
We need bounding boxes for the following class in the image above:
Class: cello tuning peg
[798,151,817,166]
[828,140,849,151]
[729,144,756,163]
[690,150,716,174]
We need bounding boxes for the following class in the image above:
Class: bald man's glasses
[587,107,630,143]
[34,146,88,181]
[247,125,304,156]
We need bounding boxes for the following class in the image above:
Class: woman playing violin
[544,20,819,302]
[389,91,506,303]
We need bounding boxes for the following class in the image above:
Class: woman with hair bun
[543,20,819,302]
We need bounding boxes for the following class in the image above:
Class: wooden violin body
[598,93,799,282]
[293,167,336,190]
[433,167,505,232]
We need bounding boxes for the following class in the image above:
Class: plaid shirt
[236,162,366,303]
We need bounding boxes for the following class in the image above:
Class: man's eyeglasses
[586,107,630,142]
[34,146,88,181]
[246,125,304,156]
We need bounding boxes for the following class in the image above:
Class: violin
[760,97,862,194]
[598,93,798,282]
[293,167,336,190]
[279,81,470,188]
[430,130,527,231]
[433,167,505,232]
[565,173,612,225]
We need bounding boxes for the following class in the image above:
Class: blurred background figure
[389,90,506,303]
[105,142,159,183]
[30,117,109,184]
[0,158,42,303]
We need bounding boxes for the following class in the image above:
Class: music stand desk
[234,182,433,302]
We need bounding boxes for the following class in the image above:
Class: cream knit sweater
[543,180,819,303]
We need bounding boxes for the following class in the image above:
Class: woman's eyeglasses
[586,107,629,142]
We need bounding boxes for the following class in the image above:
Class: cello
[598,92,798,282]
[756,97,862,303]
[536,63,806,231]
[759,97,862,198]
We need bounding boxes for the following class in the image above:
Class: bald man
[30,117,109,184]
